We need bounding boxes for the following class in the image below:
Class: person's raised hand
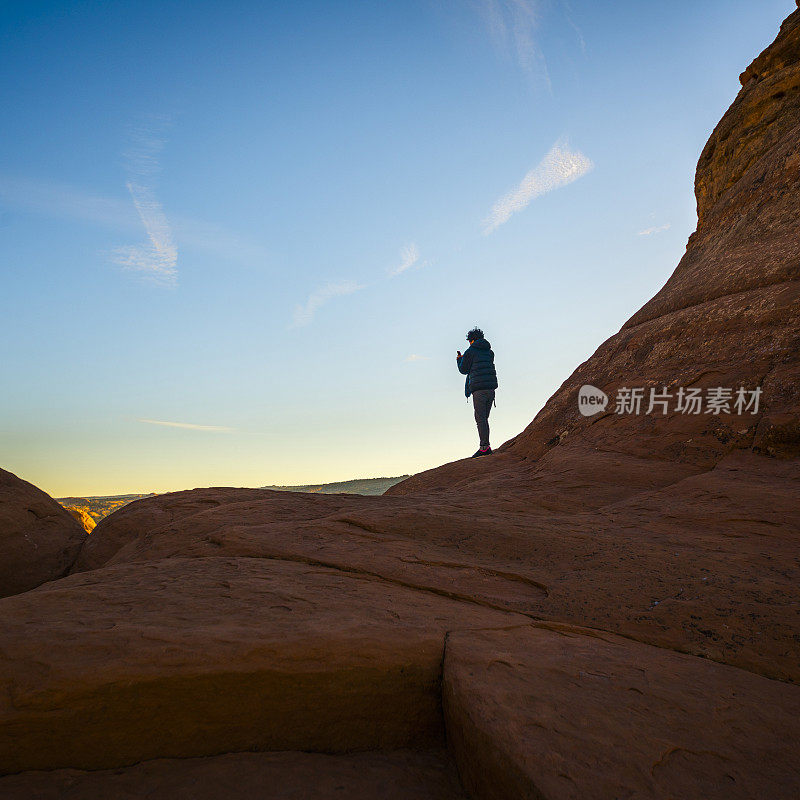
[457,350,462,358]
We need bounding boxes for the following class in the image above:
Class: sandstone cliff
[64,505,97,534]
[56,493,156,525]
[390,6,800,492]
[1,7,799,799]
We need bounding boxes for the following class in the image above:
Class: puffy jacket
[456,338,498,397]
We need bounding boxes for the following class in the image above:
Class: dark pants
[471,389,495,448]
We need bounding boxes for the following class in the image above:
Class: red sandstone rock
[65,505,96,533]
[0,468,86,598]
[0,556,523,774]
[443,624,800,800]
[1,7,799,799]
[71,486,291,572]
[66,449,799,682]
[0,750,466,800]
[388,6,800,485]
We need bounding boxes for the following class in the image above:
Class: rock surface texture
[0,468,86,598]
[64,505,96,534]
[2,7,800,800]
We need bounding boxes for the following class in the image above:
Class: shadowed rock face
[2,7,800,799]
[0,468,86,598]
[0,750,467,800]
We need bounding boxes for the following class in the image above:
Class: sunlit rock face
[1,6,800,800]
[64,505,97,533]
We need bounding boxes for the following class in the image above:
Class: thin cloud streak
[113,120,178,286]
[638,223,671,236]
[560,0,586,54]
[483,140,593,234]
[291,281,363,328]
[388,243,421,277]
[405,354,430,362]
[478,0,550,88]
[0,175,137,228]
[113,181,178,285]
[0,175,269,264]
[138,418,234,432]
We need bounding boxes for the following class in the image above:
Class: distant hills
[260,476,409,496]
[56,494,156,532]
[57,477,409,531]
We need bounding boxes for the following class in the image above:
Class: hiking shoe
[471,447,492,457]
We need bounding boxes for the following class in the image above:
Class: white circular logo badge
[578,385,608,416]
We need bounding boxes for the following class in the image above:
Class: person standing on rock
[456,327,498,458]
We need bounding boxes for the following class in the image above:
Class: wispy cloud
[477,0,550,87]
[138,418,234,432]
[113,119,178,286]
[560,0,586,54]
[0,175,268,265]
[483,140,593,234]
[0,176,136,227]
[388,242,422,277]
[405,354,430,362]
[291,280,363,328]
[637,223,671,236]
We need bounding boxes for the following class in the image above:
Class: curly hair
[466,327,484,342]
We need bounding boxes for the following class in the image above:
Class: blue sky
[1,0,794,495]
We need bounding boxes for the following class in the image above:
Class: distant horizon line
[54,474,412,501]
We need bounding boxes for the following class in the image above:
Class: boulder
[71,487,283,572]
[444,624,800,800]
[0,555,524,774]
[0,468,86,598]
